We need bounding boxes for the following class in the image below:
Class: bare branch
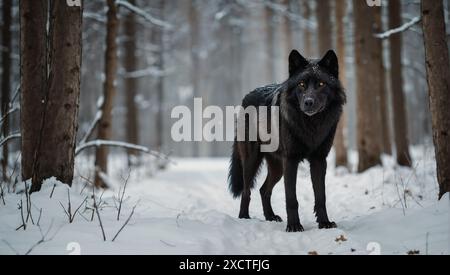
[160,240,176,247]
[2,240,19,255]
[24,181,34,225]
[49,184,56,198]
[16,199,26,231]
[0,183,5,205]
[37,208,43,226]
[117,170,131,221]
[112,202,138,242]
[25,221,58,255]
[76,140,150,155]
[0,133,21,148]
[93,191,107,241]
[120,66,172,79]
[375,16,421,39]
[115,0,172,29]
[258,0,315,30]
[59,201,71,220]
[83,12,106,23]
[10,84,20,105]
[60,189,88,223]
[0,106,19,126]
[78,109,103,146]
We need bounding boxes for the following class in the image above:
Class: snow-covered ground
[0,147,449,255]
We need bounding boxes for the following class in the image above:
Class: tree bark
[189,1,200,157]
[353,0,382,172]
[334,0,348,168]
[421,0,450,199]
[447,0,450,52]
[375,6,392,155]
[282,0,293,52]
[388,0,411,167]
[123,0,139,161]
[300,0,312,57]
[265,2,275,81]
[95,0,118,188]
[21,0,83,192]
[153,0,165,152]
[1,0,12,181]
[316,0,332,55]
[20,0,48,184]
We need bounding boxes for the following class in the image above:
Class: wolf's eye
[299,82,305,88]
[319,82,325,87]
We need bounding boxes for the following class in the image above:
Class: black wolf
[228,50,346,232]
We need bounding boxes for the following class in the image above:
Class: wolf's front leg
[283,159,304,232]
[309,157,337,229]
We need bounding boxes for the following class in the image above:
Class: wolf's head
[287,50,345,117]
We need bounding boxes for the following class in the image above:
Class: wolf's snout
[304,98,315,108]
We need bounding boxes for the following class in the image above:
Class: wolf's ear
[318,50,339,78]
[289,50,309,77]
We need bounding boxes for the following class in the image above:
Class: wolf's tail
[228,141,244,198]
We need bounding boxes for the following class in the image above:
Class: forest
[0,0,449,255]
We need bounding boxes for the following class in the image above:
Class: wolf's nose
[304,98,314,108]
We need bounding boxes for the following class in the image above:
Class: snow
[0,147,448,255]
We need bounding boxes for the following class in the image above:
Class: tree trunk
[421,0,450,199]
[388,0,411,167]
[153,0,165,152]
[20,0,48,184]
[282,0,293,52]
[123,0,139,162]
[189,1,200,157]
[375,6,392,155]
[300,0,312,57]
[447,0,450,52]
[353,0,382,172]
[265,3,275,81]
[95,0,118,188]
[1,0,12,181]
[334,0,348,168]
[316,0,332,55]
[21,0,83,192]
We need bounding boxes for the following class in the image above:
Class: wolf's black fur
[228,50,346,232]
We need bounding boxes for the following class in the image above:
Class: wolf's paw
[286,223,304,232]
[239,214,251,219]
[266,215,283,222]
[318,221,337,229]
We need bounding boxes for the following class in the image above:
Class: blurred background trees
[0,0,449,196]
